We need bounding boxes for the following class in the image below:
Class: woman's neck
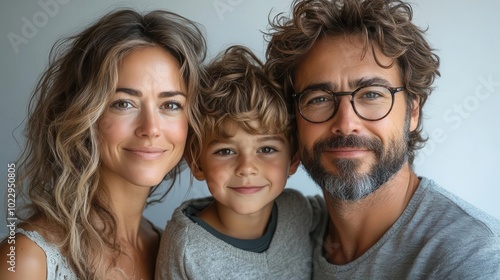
[99,177,152,244]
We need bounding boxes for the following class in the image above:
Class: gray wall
[1,0,499,237]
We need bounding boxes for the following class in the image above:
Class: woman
[0,8,205,279]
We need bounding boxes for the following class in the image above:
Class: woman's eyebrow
[115,88,186,98]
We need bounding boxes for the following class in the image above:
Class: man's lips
[124,147,167,160]
[325,147,370,158]
[229,185,265,194]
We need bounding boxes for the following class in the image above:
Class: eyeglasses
[292,85,406,123]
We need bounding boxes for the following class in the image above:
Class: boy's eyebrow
[206,135,285,147]
[115,87,186,98]
[206,139,229,148]
[256,135,285,143]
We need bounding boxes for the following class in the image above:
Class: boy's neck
[197,200,275,239]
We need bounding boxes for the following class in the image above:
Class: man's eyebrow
[115,88,186,98]
[297,77,392,93]
[349,77,391,88]
[297,82,336,93]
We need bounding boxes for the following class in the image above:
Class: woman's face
[98,46,188,189]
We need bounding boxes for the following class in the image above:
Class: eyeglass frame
[291,85,406,123]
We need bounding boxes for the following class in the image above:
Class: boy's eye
[258,146,277,154]
[214,149,235,156]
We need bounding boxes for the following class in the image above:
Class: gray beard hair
[300,118,410,201]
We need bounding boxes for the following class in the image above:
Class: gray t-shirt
[187,202,278,253]
[156,189,324,280]
[312,177,500,279]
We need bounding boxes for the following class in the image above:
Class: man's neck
[323,163,420,264]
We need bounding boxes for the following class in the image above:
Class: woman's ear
[288,152,300,176]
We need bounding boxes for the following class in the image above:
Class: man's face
[293,34,419,201]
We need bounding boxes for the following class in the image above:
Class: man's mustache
[313,135,383,157]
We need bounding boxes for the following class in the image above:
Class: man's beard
[300,122,410,201]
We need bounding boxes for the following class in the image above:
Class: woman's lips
[124,147,166,160]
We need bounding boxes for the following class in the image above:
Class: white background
[1,0,499,237]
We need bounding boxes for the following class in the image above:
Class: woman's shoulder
[0,230,47,280]
[1,217,77,280]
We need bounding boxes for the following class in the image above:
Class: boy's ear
[288,152,300,176]
[184,151,205,181]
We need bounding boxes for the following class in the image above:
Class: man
[265,0,500,278]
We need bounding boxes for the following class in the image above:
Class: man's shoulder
[416,177,500,236]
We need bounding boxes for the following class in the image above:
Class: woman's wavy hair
[265,0,440,164]
[15,8,206,279]
[186,45,297,171]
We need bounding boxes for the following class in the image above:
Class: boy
[155,46,323,280]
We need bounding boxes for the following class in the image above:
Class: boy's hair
[187,45,296,170]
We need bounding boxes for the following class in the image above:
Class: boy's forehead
[204,120,288,144]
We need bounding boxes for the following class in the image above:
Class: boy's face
[193,121,299,215]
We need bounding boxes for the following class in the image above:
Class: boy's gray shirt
[156,189,324,280]
[312,177,500,279]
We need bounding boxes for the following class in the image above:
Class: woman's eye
[162,101,183,111]
[111,100,133,110]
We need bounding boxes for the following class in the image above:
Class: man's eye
[361,91,383,100]
[309,96,330,104]
[303,92,334,106]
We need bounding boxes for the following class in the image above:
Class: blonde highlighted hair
[15,8,205,279]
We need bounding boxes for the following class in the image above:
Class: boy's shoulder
[278,188,304,198]
[276,188,315,213]
[275,189,326,233]
[277,188,324,206]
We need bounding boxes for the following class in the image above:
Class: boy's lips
[229,185,265,194]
